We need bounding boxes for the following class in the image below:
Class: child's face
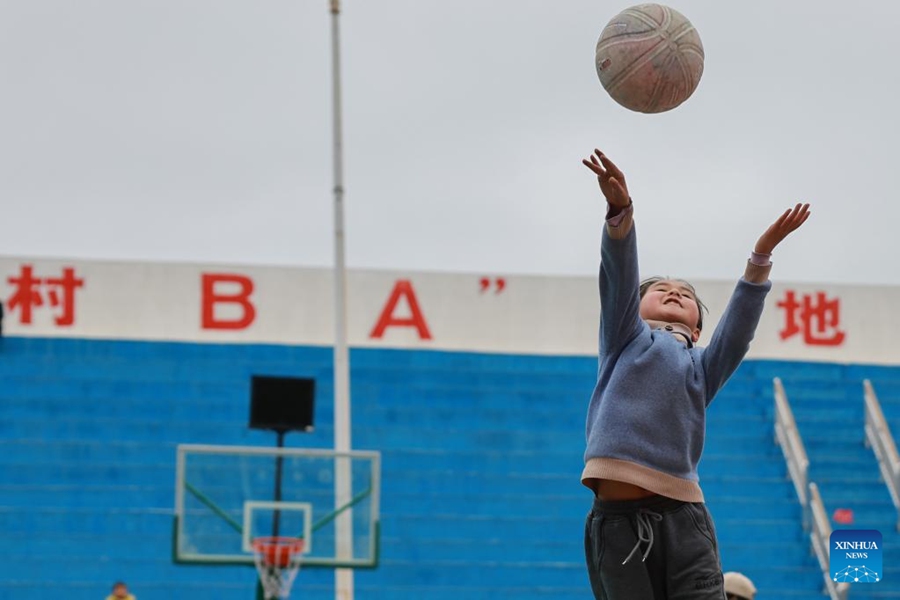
[639,279,701,342]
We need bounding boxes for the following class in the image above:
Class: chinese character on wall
[777,290,845,346]
[5,265,85,326]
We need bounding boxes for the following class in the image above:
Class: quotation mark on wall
[479,277,506,294]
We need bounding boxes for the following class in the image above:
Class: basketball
[595,3,704,113]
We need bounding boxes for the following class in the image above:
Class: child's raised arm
[702,203,812,398]
[743,203,811,283]
[583,149,642,355]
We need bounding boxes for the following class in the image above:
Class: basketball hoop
[252,536,305,599]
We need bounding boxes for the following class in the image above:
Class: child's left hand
[754,203,811,254]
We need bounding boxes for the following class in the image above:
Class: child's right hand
[583,149,631,211]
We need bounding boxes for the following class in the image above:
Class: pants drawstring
[622,510,663,565]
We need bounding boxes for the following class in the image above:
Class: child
[580,148,809,599]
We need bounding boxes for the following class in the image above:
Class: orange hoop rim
[252,536,305,569]
[252,536,305,554]
[252,536,305,597]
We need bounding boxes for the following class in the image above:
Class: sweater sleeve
[700,277,772,402]
[598,211,644,356]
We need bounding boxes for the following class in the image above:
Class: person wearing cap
[724,571,757,600]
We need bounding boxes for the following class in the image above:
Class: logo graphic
[830,529,882,583]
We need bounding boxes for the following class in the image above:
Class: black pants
[585,494,725,599]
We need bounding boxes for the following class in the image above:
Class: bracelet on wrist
[749,250,772,267]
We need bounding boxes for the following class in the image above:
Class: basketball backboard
[173,444,380,568]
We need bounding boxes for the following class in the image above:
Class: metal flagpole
[329,1,354,599]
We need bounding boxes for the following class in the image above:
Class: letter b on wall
[201,274,256,330]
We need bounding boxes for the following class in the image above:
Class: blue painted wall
[0,337,896,599]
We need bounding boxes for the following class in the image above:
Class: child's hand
[582,149,631,210]
[755,203,811,254]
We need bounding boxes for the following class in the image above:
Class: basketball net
[252,537,305,599]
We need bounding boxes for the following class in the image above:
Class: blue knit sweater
[582,222,771,501]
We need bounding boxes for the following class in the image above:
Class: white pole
[329,0,354,599]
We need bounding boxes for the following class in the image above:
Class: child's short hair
[639,276,708,331]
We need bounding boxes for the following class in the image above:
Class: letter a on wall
[369,279,432,340]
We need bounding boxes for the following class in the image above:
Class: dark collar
[645,320,695,348]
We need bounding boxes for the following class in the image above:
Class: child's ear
[691,328,701,343]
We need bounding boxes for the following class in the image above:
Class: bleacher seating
[1,337,896,599]
[769,361,900,600]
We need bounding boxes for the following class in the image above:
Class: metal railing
[773,378,849,598]
[863,378,900,532]
[809,482,850,600]
[774,377,811,530]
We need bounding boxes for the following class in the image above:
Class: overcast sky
[0,1,896,285]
